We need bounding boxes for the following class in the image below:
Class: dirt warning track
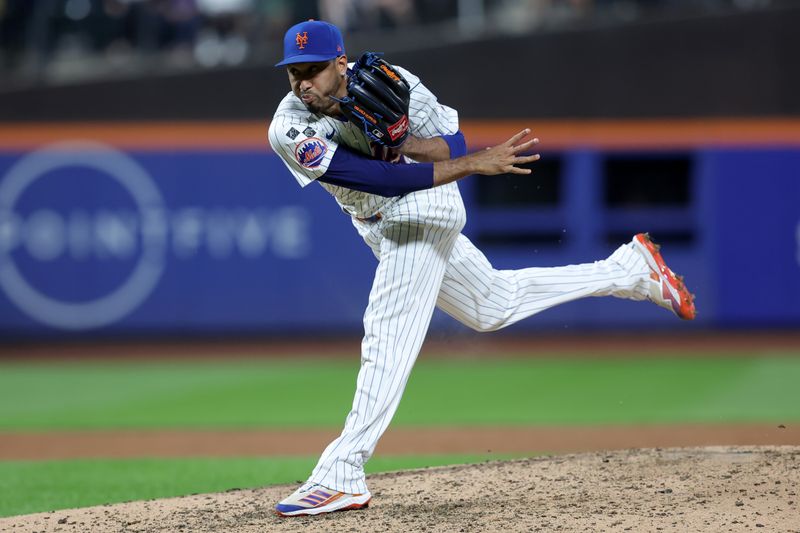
[1,424,797,460]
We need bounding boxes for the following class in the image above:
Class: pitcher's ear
[336,55,348,75]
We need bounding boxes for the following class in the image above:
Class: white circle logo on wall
[0,141,166,330]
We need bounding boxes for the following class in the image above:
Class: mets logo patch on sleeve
[295,137,328,168]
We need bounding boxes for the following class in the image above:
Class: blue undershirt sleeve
[319,146,434,197]
[441,130,467,159]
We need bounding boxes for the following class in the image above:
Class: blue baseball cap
[275,20,345,67]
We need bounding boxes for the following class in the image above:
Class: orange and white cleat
[631,233,696,320]
[275,482,371,517]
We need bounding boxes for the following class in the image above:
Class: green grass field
[1,350,799,517]
[0,454,520,518]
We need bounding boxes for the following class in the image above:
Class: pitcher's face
[287,56,348,115]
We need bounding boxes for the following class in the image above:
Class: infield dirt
[2,446,798,533]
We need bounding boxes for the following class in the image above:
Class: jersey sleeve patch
[295,137,328,168]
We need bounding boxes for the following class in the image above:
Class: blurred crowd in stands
[0,0,781,80]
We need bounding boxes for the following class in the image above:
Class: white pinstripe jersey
[268,65,459,219]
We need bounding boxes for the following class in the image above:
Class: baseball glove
[336,52,411,148]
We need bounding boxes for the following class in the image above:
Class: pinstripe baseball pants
[308,185,650,494]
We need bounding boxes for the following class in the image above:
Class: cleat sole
[633,233,696,320]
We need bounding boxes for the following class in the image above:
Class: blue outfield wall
[0,143,798,337]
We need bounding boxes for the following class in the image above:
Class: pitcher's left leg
[279,220,459,515]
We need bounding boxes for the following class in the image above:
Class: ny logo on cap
[296,31,309,49]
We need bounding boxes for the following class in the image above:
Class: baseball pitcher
[268,20,695,517]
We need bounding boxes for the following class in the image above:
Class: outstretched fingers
[507,153,540,174]
[504,128,532,147]
[517,154,541,164]
[513,137,539,153]
[507,165,532,175]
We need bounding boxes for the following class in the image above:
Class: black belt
[357,213,382,223]
[343,207,382,223]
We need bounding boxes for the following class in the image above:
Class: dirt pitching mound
[3,446,799,533]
